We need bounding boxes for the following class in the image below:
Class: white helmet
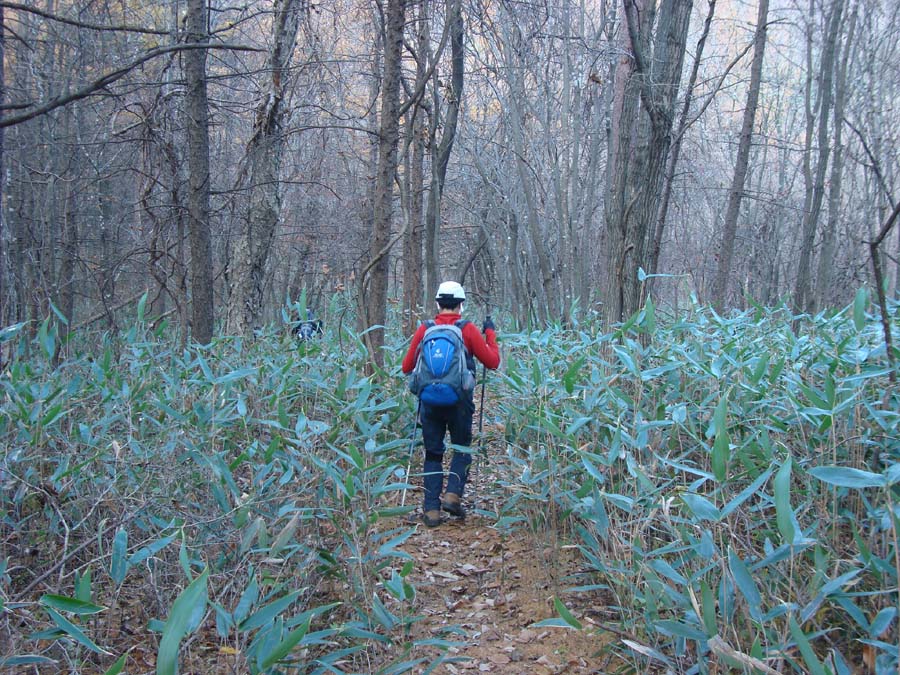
[435,281,466,303]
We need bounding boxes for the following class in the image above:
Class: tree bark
[815,1,856,309]
[363,0,406,367]
[184,0,214,344]
[0,4,5,329]
[711,0,769,311]
[403,1,428,336]
[793,0,844,314]
[423,0,463,300]
[225,0,304,335]
[602,0,692,326]
[651,0,716,285]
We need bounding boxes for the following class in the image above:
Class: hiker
[402,281,500,527]
[293,309,323,342]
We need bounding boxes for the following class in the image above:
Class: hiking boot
[422,510,442,528]
[441,493,466,519]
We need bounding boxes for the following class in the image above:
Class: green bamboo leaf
[239,590,301,631]
[75,568,92,603]
[774,458,796,545]
[110,528,128,585]
[260,618,312,669]
[654,619,705,641]
[40,594,105,616]
[642,296,656,334]
[681,493,721,522]
[552,597,582,629]
[808,466,886,489]
[240,517,265,555]
[234,575,259,625]
[37,315,54,357]
[157,568,209,675]
[728,549,762,622]
[103,654,127,675]
[853,287,868,331]
[0,656,57,667]
[136,292,148,322]
[45,606,110,654]
[711,394,729,481]
[563,356,585,394]
[580,454,607,484]
[129,532,179,566]
[789,615,827,675]
[700,581,716,637]
[712,428,729,483]
[721,468,773,518]
[213,368,257,385]
[870,607,897,638]
[269,513,300,557]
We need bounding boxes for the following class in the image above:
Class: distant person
[402,281,500,527]
[293,309,323,342]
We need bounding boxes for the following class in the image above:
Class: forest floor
[6,425,621,675]
[391,482,616,675]
[377,408,618,675]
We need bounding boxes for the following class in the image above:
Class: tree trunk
[651,0,716,285]
[602,0,692,326]
[184,0,214,344]
[403,1,429,335]
[363,0,406,367]
[225,0,304,335]
[815,2,856,309]
[423,0,463,301]
[711,0,769,311]
[0,5,5,330]
[794,0,843,314]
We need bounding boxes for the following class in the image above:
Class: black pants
[420,399,474,511]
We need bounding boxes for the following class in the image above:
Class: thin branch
[674,40,753,145]
[0,42,263,129]
[396,0,454,118]
[0,1,170,35]
[844,118,896,210]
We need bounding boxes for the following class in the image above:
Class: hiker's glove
[482,317,496,332]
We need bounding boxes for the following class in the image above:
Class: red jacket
[402,312,500,374]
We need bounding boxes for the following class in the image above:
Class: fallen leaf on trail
[458,563,489,576]
[517,628,536,643]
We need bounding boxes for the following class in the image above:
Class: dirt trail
[398,474,614,674]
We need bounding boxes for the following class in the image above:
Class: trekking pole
[472,316,490,513]
[400,399,421,507]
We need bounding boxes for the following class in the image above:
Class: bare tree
[362,0,406,366]
[602,0,692,326]
[225,0,306,335]
[184,0,214,344]
[423,0,464,301]
[651,0,716,284]
[711,0,769,311]
[0,4,6,330]
[793,0,845,313]
[815,0,857,309]
[402,0,430,335]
